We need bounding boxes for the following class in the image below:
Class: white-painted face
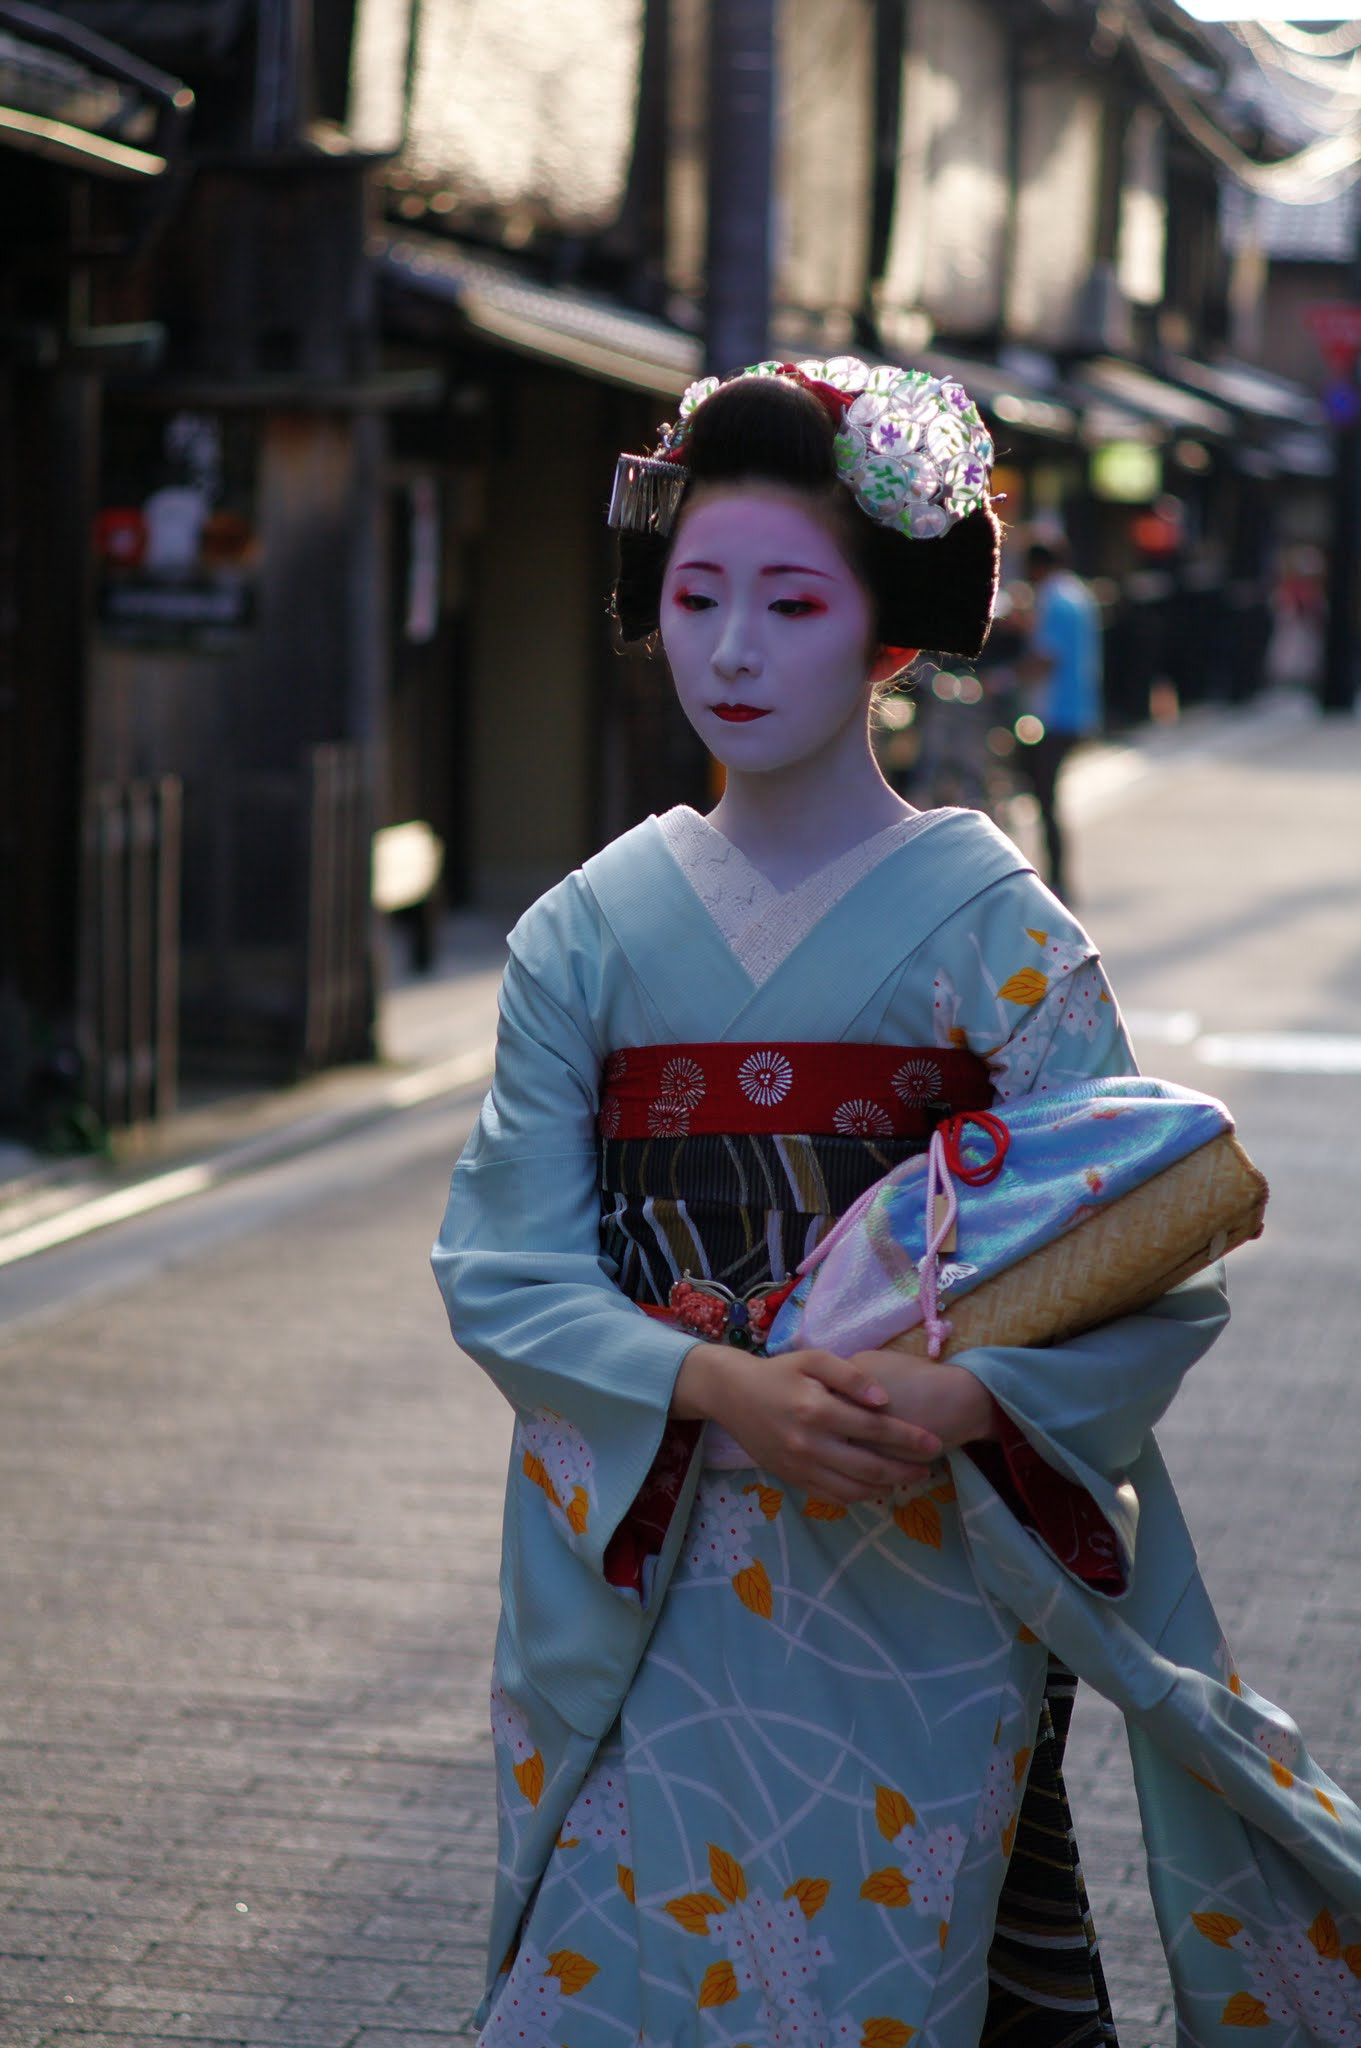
[659,485,879,775]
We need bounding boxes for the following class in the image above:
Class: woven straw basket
[888,1131,1269,1360]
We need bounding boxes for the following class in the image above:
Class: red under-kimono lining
[598,1040,993,1141]
[605,1326,1126,1600]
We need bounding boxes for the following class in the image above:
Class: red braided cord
[939,1110,1010,1186]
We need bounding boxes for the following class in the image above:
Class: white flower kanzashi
[833,1098,893,1137]
[669,357,993,542]
[738,1050,794,1106]
[659,1055,707,1108]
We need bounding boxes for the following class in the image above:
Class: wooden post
[704,0,775,376]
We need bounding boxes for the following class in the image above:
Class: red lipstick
[712,704,771,722]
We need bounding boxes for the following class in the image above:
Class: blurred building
[1,0,1345,1146]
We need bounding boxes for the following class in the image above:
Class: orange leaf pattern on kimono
[616,1864,635,1903]
[876,1785,916,1840]
[732,1559,773,1617]
[997,969,1049,1006]
[743,1482,784,1520]
[861,2021,916,2046]
[893,1497,942,1549]
[1220,1992,1271,2027]
[803,1497,849,1521]
[784,1877,831,1918]
[522,1450,557,1505]
[664,1891,726,1934]
[545,1948,598,1995]
[1310,1911,1342,1959]
[709,1842,748,1905]
[1193,1911,1244,1948]
[860,1867,912,1907]
[698,1959,739,2007]
[512,1751,544,1808]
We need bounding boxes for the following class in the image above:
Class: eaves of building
[0,0,190,179]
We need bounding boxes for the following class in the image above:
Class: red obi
[598,1041,992,1141]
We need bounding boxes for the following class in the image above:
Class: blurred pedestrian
[1018,536,1102,904]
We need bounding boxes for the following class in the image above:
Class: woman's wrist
[952,1366,1002,1445]
[671,1340,738,1424]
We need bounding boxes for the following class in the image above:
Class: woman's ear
[868,646,918,684]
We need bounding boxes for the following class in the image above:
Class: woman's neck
[706,737,913,894]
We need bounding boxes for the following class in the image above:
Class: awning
[0,0,190,178]
[378,231,702,398]
[1072,356,1234,440]
[1161,353,1324,430]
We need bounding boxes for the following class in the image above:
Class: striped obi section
[597,1041,991,1308]
[596,1040,1119,2048]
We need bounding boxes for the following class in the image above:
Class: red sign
[1305,301,1361,370]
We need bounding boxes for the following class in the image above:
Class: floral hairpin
[606,355,995,543]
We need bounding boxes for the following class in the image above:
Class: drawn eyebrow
[672,561,836,579]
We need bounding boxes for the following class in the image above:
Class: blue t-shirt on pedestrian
[1032,572,1102,735]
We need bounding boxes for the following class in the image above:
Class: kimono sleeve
[932,872,1230,1594]
[431,896,699,1584]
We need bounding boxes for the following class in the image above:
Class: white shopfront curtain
[880,0,1008,342]
[348,0,645,232]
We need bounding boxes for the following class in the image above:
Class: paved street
[1,696,1359,2048]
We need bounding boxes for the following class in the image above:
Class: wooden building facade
[2,0,1331,1148]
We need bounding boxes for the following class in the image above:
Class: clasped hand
[672,1341,1000,1506]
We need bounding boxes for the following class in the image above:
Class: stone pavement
[1,691,1359,2048]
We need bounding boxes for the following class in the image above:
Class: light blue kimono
[433,808,1361,2047]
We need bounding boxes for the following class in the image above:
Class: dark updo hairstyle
[612,373,1001,659]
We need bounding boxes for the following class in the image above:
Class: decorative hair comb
[606,355,995,544]
[606,452,688,538]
